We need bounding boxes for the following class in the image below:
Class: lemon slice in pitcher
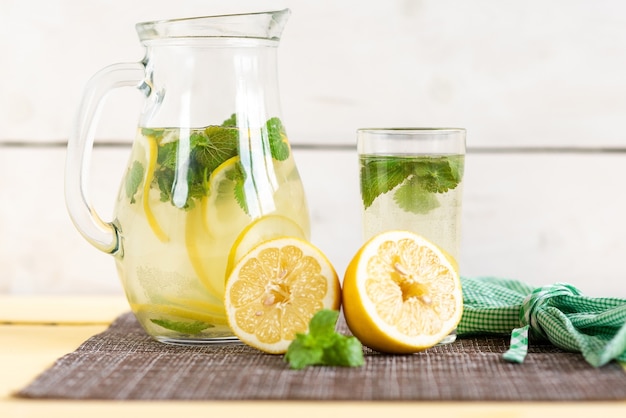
[225,215,307,278]
[202,156,251,238]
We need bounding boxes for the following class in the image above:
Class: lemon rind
[224,236,341,354]
[345,230,463,351]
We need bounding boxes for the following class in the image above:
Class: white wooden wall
[1,0,625,297]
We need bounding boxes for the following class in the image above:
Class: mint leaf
[360,155,463,210]
[141,128,165,140]
[322,334,364,367]
[150,126,238,209]
[125,160,144,204]
[154,139,179,204]
[394,176,440,214]
[150,318,213,334]
[266,117,290,161]
[360,157,411,209]
[308,309,339,339]
[284,309,364,370]
[413,158,459,193]
[158,141,179,170]
[226,160,249,215]
[137,117,289,211]
[448,155,464,182]
[284,334,324,370]
[192,126,239,173]
[222,113,237,127]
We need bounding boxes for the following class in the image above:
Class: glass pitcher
[65,9,310,344]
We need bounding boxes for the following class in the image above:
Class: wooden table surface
[1,295,625,418]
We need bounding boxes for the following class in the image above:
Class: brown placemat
[16,312,626,401]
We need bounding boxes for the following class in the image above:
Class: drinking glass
[357,128,466,344]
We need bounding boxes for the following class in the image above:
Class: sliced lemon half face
[225,215,307,279]
[224,237,340,354]
[342,230,463,353]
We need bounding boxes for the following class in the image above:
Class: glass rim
[357,127,466,134]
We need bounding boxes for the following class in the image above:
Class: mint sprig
[360,155,463,214]
[393,175,441,214]
[266,117,290,161]
[129,115,290,212]
[412,158,460,193]
[284,310,364,370]
[125,160,144,204]
[360,158,411,209]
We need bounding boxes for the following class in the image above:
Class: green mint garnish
[412,158,460,193]
[266,117,290,161]
[448,155,464,183]
[133,116,289,212]
[150,318,213,334]
[360,155,463,214]
[360,158,412,209]
[284,309,364,370]
[149,125,239,209]
[125,160,144,204]
[393,175,441,214]
[191,126,239,174]
[222,113,237,127]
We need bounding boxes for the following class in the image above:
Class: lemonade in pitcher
[114,118,309,342]
[65,10,311,343]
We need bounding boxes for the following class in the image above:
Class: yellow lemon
[342,230,463,353]
[225,215,307,278]
[224,237,341,354]
[141,133,169,242]
[131,300,228,327]
[203,156,251,238]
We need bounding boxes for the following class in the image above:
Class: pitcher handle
[65,62,145,254]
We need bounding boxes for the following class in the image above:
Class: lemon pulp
[343,230,463,353]
[224,237,340,353]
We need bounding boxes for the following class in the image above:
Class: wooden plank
[461,153,626,297]
[1,2,625,148]
[1,146,625,297]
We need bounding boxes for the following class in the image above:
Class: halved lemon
[342,230,463,353]
[224,237,341,353]
[225,215,307,278]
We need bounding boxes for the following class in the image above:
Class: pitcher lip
[136,8,291,42]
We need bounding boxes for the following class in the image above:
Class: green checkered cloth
[457,277,626,367]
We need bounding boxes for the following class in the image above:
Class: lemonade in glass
[359,153,464,262]
[357,128,465,344]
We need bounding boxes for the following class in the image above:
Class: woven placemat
[16,312,626,401]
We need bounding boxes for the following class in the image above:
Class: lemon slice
[225,215,307,278]
[203,156,251,238]
[342,230,463,353]
[131,301,228,326]
[224,237,341,354]
[142,134,169,242]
